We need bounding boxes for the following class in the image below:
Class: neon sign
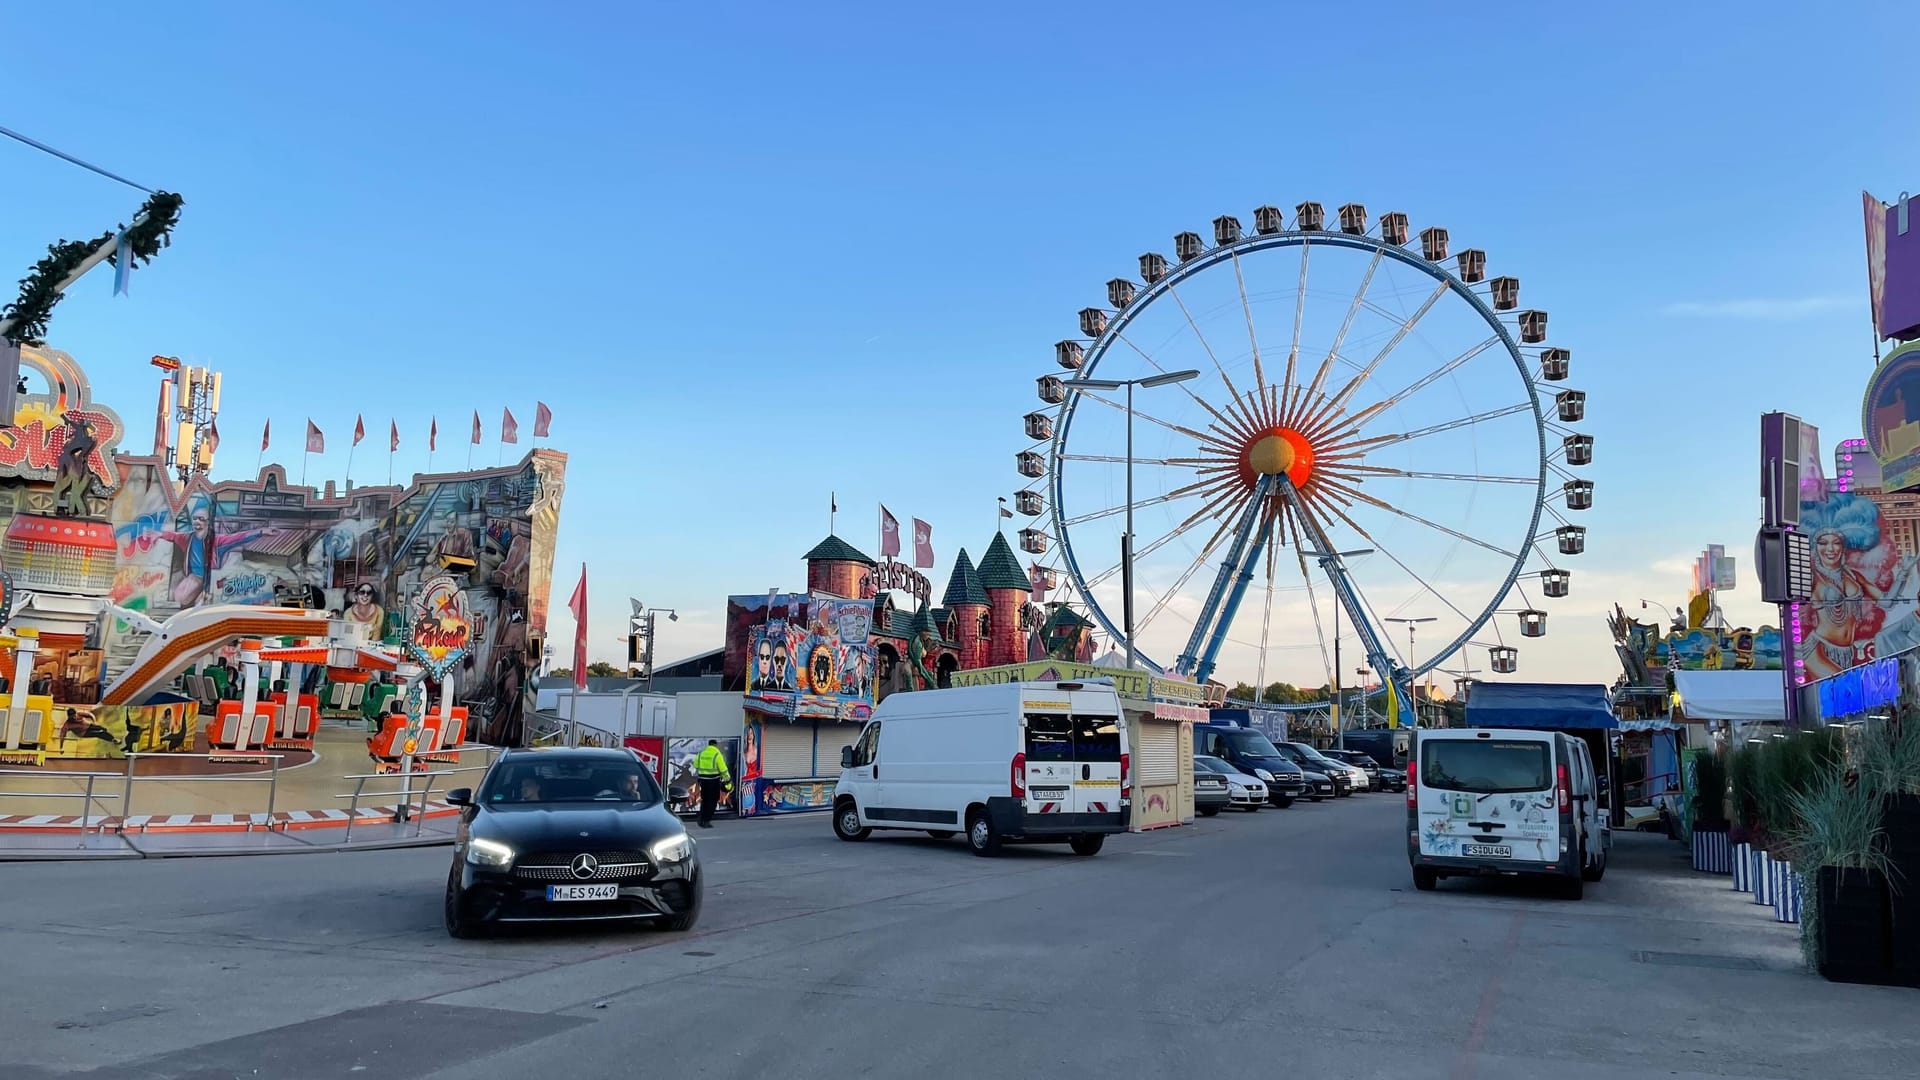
[0,346,124,489]
[406,574,472,675]
[1817,656,1899,718]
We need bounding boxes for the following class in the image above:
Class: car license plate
[547,883,620,901]
[1032,788,1069,802]
[1462,843,1511,859]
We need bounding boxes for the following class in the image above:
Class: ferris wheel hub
[1242,428,1315,486]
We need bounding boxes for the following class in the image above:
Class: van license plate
[1462,844,1511,859]
[1032,788,1069,802]
[547,883,620,901]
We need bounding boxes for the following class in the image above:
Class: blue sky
[4,2,1915,684]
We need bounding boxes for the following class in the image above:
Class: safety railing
[0,769,125,835]
[337,744,501,842]
[120,752,286,826]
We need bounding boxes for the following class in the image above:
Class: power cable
[0,124,155,194]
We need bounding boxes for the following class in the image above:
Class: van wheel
[926,830,955,840]
[1069,834,1105,856]
[966,809,1001,857]
[832,799,871,841]
[1412,866,1438,891]
[1582,847,1607,883]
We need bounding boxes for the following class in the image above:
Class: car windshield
[482,758,664,806]
[1421,739,1552,795]
[1218,729,1283,758]
[1195,756,1228,773]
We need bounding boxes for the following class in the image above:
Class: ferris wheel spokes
[1176,473,1280,683]
[1280,478,1405,694]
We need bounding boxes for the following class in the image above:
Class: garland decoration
[1,190,184,346]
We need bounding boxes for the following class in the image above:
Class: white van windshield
[1421,740,1551,795]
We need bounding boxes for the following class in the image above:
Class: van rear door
[1069,712,1124,816]
[1416,734,1559,863]
[1020,697,1125,817]
[1022,711,1076,815]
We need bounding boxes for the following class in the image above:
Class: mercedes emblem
[569,853,599,879]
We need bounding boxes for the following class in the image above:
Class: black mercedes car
[444,747,702,938]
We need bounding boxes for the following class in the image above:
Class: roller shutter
[816,722,862,774]
[1136,720,1179,785]
[760,722,818,778]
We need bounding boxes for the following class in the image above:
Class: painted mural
[667,735,738,817]
[37,701,202,760]
[1647,627,1785,674]
[744,595,876,721]
[1798,487,1920,681]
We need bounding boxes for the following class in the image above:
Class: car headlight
[466,836,514,868]
[1255,769,1275,782]
[650,834,694,865]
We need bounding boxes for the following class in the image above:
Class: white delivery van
[1407,728,1609,899]
[831,680,1130,857]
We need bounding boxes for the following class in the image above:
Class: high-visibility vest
[695,745,730,782]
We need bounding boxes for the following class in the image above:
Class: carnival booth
[1673,669,1788,744]
[737,595,877,816]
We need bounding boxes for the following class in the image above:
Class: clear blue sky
[4,2,1915,683]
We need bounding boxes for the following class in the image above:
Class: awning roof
[1464,681,1616,729]
[1672,670,1786,722]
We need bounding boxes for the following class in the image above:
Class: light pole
[1305,547,1372,749]
[1073,369,1201,670]
[629,603,678,691]
[1386,616,1436,726]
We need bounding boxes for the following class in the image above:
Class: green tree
[1228,682,1259,701]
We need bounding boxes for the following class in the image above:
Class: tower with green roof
[942,549,990,669]
[803,534,876,599]
[976,532,1032,666]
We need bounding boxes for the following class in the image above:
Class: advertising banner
[744,595,876,721]
[1798,471,1920,680]
[948,659,1207,705]
[1865,191,1920,342]
[1863,341,1920,493]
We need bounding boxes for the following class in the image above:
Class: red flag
[205,419,220,456]
[533,401,552,438]
[501,408,519,444]
[1029,562,1050,601]
[389,420,399,452]
[352,414,365,446]
[879,505,900,558]
[429,417,438,451]
[568,563,589,691]
[471,410,482,445]
[305,420,324,454]
[911,518,934,569]
[261,418,271,452]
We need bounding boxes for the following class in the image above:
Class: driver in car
[517,777,543,802]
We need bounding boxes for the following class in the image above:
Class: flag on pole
[1029,562,1050,601]
[998,498,1012,519]
[501,408,519,444]
[533,402,552,438]
[112,232,131,296]
[261,418,271,452]
[1384,678,1402,729]
[568,564,589,691]
[912,518,934,569]
[429,417,438,451]
[305,420,324,454]
[352,415,365,446]
[206,419,220,455]
[471,411,482,445]
[390,420,400,452]
[879,506,901,558]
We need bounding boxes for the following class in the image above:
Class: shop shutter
[760,722,820,778]
[1136,721,1179,785]
[817,722,862,773]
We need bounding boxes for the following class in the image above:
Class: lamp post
[1386,616,1437,726]
[630,603,679,692]
[1072,369,1201,671]
[1304,547,1373,749]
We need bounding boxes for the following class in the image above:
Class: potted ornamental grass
[1787,768,1897,984]
[1860,716,1920,982]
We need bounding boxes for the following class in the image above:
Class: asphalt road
[4,795,1917,1079]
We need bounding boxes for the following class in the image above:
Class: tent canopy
[1672,669,1785,722]
[1464,682,1616,729]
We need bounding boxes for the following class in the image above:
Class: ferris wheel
[1013,202,1592,697]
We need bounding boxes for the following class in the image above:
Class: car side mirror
[446,788,472,807]
[840,746,855,769]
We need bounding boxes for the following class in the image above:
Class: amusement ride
[1015,202,1593,715]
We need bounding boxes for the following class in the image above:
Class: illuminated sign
[0,345,123,489]
[862,561,932,605]
[1817,656,1899,718]
[406,575,472,675]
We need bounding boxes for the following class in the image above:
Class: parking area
[2,794,1916,1079]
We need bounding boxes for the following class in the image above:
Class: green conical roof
[1045,604,1092,631]
[977,532,1031,592]
[908,604,941,636]
[803,534,876,566]
[942,549,989,607]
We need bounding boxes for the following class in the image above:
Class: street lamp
[1073,369,1201,670]
[1304,547,1373,748]
[1386,616,1437,726]
[630,602,679,691]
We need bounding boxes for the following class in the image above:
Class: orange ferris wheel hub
[1240,427,1315,488]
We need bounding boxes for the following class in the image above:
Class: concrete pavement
[2,795,1915,1078]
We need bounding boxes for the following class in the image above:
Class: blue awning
[1464,682,1616,729]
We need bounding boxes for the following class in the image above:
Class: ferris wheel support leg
[1194,529,1271,687]
[1175,474,1278,679]
[1275,478,1403,701]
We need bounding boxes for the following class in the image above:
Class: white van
[1407,728,1610,899]
[831,680,1130,857]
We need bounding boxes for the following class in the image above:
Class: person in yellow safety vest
[694,739,732,828]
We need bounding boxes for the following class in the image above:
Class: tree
[1228,682,1259,701]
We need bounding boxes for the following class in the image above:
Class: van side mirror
[840,746,855,769]
[446,788,472,807]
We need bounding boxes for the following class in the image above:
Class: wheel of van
[926,830,956,840]
[966,809,1002,857]
[1560,855,1587,900]
[1582,847,1607,883]
[1412,866,1438,891]
[1069,834,1105,856]
[832,799,871,841]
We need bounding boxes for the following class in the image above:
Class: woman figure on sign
[344,583,385,637]
[1799,495,1895,679]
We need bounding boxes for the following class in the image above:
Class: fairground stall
[737,593,877,815]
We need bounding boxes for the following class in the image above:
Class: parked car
[1299,743,1369,793]
[1323,749,1386,789]
[1195,755,1266,811]
[1407,728,1611,899]
[832,680,1129,856]
[1193,763,1232,817]
[1192,722,1308,806]
[1269,742,1343,799]
[444,747,702,938]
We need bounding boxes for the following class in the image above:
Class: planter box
[1772,860,1801,923]
[1817,865,1896,986]
[1887,794,1920,986]
[1733,843,1753,892]
[1692,829,1731,873]
[1753,850,1774,905]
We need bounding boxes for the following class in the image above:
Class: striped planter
[1692,829,1731,873]
[1733,843,1753,892]
[1772,861,1802,923]
[1753,850,1775,905]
